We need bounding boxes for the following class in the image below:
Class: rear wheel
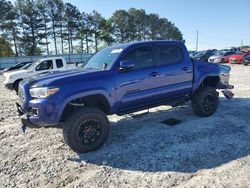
[191,87,219,117]
[63,107,110,153]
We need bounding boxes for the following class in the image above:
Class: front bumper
[16,81,62,128]
[15,102,39,128]
[16,99,61,128]
[229,59,243,64]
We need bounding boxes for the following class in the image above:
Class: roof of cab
[39,57,64,61]
[109,40,184,50]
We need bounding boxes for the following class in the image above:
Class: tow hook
[222,90,234,99]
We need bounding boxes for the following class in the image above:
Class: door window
[36,60,53,71]
[158,46,184,65]
[124,47,154,70]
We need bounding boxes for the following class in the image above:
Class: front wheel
[13,79,22,93]
[63,107,110,153]
[191,87,219,117]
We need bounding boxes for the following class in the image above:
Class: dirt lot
[0,64,249,188]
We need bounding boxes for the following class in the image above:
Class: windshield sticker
[111,48,123,54]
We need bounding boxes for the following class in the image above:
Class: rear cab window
[56,59,63,68]
[157,45,184,66]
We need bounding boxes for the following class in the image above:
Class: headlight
[29,87,59,99]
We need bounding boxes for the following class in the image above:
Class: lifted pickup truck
[3,57,76,92]
[16,41,234,153]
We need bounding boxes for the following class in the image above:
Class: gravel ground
[0,64,249,187]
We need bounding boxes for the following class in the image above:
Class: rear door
[154,45,193,99]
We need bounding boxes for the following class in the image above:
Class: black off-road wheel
[191,87,219,117]
[63,107,110,153]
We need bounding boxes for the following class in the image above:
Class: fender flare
[193,74,220,93]
[58,90,113,121]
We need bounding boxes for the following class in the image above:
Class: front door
[115,46,161,113]
[35,60,54,75]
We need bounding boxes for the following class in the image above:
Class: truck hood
[28,68,96,88]
[3,69,31,77]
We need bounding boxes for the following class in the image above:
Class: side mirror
[119,60,135,71]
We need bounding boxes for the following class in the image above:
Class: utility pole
[241,39,243,47]
[195,30,199,51]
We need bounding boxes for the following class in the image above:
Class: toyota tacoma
[15,41,234,153]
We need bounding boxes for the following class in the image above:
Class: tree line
[0,0,184,57]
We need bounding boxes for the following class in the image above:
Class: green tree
[47,0,59,54]
[16,0,44,55]
[147,13,160,40]
[111,8,183,44]
[128,8,147,41]
[64,2,81,54]
[157,18,183,41]
[111,10,130,43]
[55,0,65,54]
[76,12,91,54]
[0,37,14,57]
[100,18,114,46]
[37,0,51,55]
[88,10,106,52]
[0,0,20,56]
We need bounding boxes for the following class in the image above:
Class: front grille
[18,86,25,103]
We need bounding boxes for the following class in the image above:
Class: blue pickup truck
[16,41,234,153]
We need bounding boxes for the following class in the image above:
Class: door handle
[182,67,192,73]
[149,72,159,77]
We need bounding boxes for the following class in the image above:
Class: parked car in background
[229,51,250,64]
[243,55,250,66]
[3,61,33,73]
[223,47,241,52]
[208,51,235,63]
[193,50,215,62]
[222,51,237,63]
[3,57,77,92]
[189,51,199,58]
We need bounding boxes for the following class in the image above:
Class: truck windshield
[84,47,124,70]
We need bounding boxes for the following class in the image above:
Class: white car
[208,51,235,63]
[3,57,77,92]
